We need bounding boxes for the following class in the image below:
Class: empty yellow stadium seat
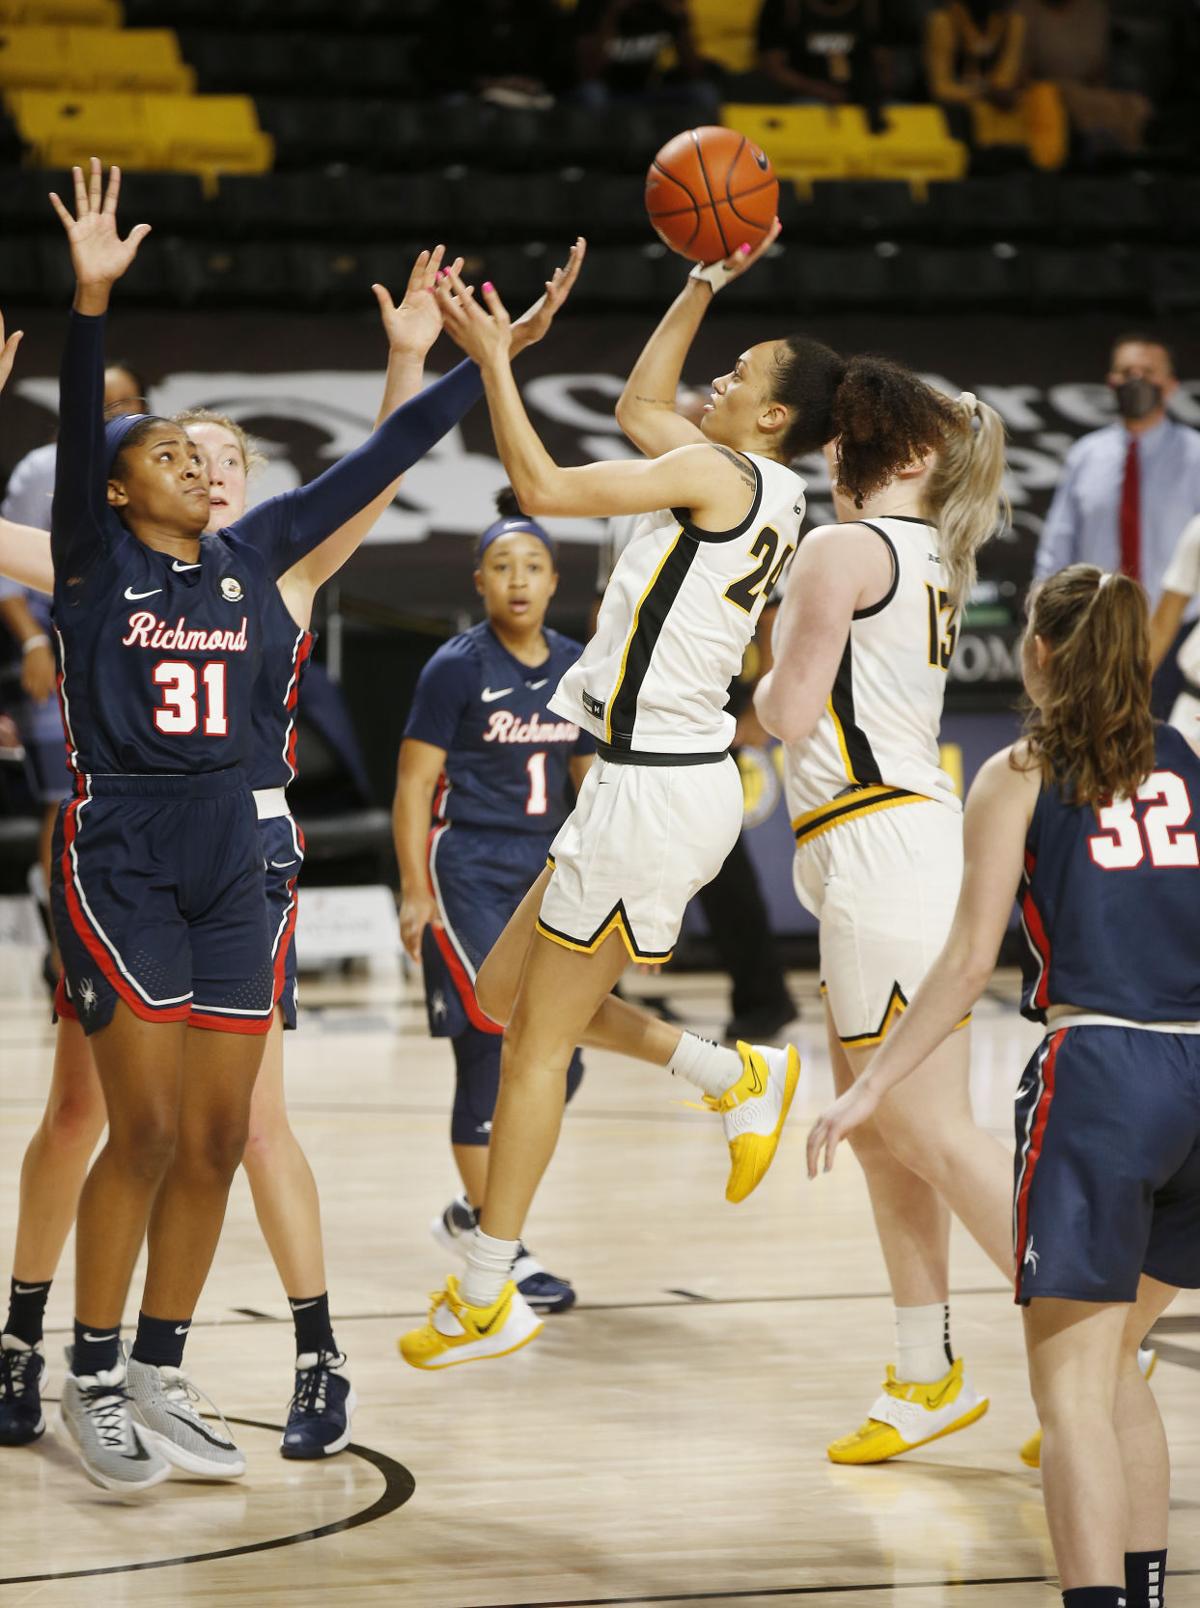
[691,0,756,75]
[9,88,154,168]
[141,93,273,181]
[722,104,867,184]
[70,28,195,93]
[851,105,968,182]
[0,0,120,22]
[0,26,73,90]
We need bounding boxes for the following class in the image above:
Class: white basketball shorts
[537,754,744,963]
[792,792,964,1047]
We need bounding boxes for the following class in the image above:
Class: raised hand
[0,310,22,394]
[48,158,151,307]
[691,216,782,288]
[510,237,587,355]
[805,1076,882,1179]
[432,266,513,369]
[372,245,464,361]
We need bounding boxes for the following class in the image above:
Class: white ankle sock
[895,1303,953,1383]
[667,1032,742,1098]
[461,1228,519,1310]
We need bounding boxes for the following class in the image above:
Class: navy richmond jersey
[51,310,483,780]
[249,582,314,791]
[1020,723,1200,1023]
[404,622,595,836]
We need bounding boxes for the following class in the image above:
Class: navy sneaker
[513,1249,577,1315]
[0,1334,46,1445]
[280,1351,356,1460]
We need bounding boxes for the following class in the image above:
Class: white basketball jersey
[783,516,962,837]
[551,453,806,755]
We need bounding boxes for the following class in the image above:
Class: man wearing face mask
[1035,334,1200,712]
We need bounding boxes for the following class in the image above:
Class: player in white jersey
[756,360,1015,1463]
[399,233,848,1370]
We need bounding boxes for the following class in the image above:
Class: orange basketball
[645,125,778,264]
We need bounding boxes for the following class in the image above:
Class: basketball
[645,125,779,264]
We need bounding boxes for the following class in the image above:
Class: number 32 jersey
[551,452,806,755]
[1021,722,1200,1024]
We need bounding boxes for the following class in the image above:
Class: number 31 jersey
[1021,722,1200,1024]
[783,516,962,822]
[550,452,806,755]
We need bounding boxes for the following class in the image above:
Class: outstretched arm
[754,523,893,745]
[47,160,150,578]
[0,520,54,594]
[433,269,753,528]
[615,221,781,459]
[806,749,1037,1175]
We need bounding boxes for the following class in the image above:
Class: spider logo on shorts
[430,990,448,1022]
[1023,1236,1039,1274]
[220,576,244,602]
[78,977,97,1014]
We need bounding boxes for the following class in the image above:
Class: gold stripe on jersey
[838,980,971,1049]
[605,529,684,746]
[536,907,674,966]
[827,695,857,784]
[792,785,926,848]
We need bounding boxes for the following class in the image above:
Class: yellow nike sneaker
[1020,1346,1157,1468]
[827,1358,989,1465]
[705,1041,800,1203]
[398,1276,543,1371]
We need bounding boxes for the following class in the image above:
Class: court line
[484,1570,1200,1608]
[0,1416,415,1587]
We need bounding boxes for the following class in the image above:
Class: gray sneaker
[125,1357,246,1478]
[59,1362,170,1494]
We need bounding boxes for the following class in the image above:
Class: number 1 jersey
[1021,722,1200,1023]
[550,452,806,756]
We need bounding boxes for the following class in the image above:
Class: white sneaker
[705,1041,801,1202]
[125,1357,245,1478]
[59,1360,170,1494]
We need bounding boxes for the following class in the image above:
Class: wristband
[688,257,743,294]
[22,634,50,654]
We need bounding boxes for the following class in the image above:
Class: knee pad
[450,1029,502,1146]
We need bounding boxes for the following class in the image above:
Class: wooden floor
[1,955,1198,1608]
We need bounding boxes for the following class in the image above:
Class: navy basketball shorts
[1013,1023,1200,1304]
[19,690,71,807]
[257,802,305,1031]
[51,768,274,1037]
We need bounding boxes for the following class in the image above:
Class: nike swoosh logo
[925,1376,959,1410]
[13,1283,45,1294]
[173,1324,190,1335]
[165,1407,233,1449]
[290,1299,319,1311]
[481,686,514,703]
[172,560,202,572]
[270,859,298,869]
[475,1310,503,1336]
[82,1330,118,1342]
[124,586,162,601]
[528,679,548,690]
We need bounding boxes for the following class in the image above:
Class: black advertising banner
[4,305,1199,703]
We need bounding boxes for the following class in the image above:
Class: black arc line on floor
[482,1567,1200,1608]
[0,1416,415,1586]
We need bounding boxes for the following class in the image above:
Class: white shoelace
[156,1367,237,1448]
[83,1385,133,1450]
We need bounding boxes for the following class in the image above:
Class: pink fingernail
[482,281,494,294]
[739,242,751,255]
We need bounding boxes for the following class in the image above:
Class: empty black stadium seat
[792,247,900,309]
[256,97,379,166]
[897,245,1025,309]
[1029,247,1142,310]
[805,180,926,243]
[1149,249,1200,314]
[0,237,46,302]
[170,241,296,307]
[355,170,469,240]
[1054,178,1159,242]
[927,174,1047,242]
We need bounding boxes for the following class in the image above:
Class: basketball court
[2,958,1198,1607]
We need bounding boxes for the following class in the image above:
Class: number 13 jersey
[550,452,806,755]
[783,517,962,826]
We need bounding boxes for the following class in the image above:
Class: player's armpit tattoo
[709,444,757,491]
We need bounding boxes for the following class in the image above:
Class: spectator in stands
[1035,334,1200,714]
[1019,0,1150,155]
[924,1,1025,123]
[422,0,567,108]
[0,361,147,986]
[753,0,888,109]
[573,0,719,113]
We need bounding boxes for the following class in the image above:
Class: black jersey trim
[852,522,901,620]
[792,785,923,847]
[596,742,730,767]
[670,454,763,544]
[606,532,699,751]
[828,639,883,786]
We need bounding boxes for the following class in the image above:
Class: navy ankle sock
[1125,1549,1167,1608]
[72,1319,120,1377]
[131,1312,190,1370]
[1063,1590,1127,1607]
[289,1292,336,1358]
[6,1277,51,1347]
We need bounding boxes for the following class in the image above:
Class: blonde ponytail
[923,393,1009,609]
